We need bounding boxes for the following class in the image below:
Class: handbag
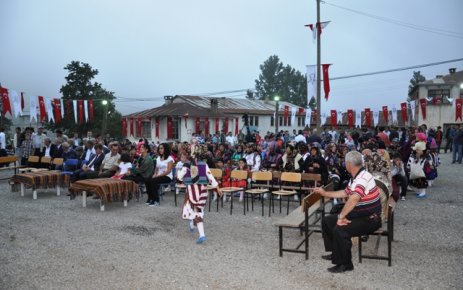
[182,201,195,220]
[409,161,425,180]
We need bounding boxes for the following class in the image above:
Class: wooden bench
[274,182,333,260]
[0,156,24,180]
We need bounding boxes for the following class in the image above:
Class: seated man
[98,143,120,178]
[314,151,382,273]
[71,144,105,183]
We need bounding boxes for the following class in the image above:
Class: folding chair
[220,169,248,215]
[245,171,273,216]
[207,168,223,212]
[271,172,302,215]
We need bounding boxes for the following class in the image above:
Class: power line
[322,1,463,39]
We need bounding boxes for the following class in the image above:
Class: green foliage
[254,55,308,107]
[408,70,426,95]
[46,61,122,137]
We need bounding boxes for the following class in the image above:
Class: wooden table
[69,178,137,211]
[10,170,70,199]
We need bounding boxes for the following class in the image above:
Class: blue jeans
[452,144,463,163]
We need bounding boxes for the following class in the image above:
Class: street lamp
[274,95,280,134]
[101,99,108,136]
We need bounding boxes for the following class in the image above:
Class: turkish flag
[365,108,371,127]
[0,88,12,116]
[195,117,200,133]
[312,110,317,124]
[235,118,239,135]
[155,117,160,138]
[215,117,219,133]
[129,118,134,136]
[65,100,72,120]
[88,100,94,120]
[224,118,229,133]
[401,102,408,124]
[347,109,354,128]
[418,98,427,120]
[53,99,61,123]
[298,107,305,115]
[330,110,337,127]
[456,99,463,121]
[184,113,188,128]
[204,117,209,135]
[284,105,289,123]
[382,106,389,123]
[137,117,142,137]
[322,64,331,100]
[77,100,84,123]
[167,117,173,139]
[20,92,25,111]
[122,118,127,137]
[38,96,46,121]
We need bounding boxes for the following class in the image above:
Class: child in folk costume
[177,160,222,244]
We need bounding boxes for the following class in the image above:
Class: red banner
[195,117,200,133]
[322,64,331,100]
[53,99,61,123]
[215,117,219,133]
[66,100,72,120]
[167,117,173,139]
[382,106,389,123]
[347,109,354,128]
[298,107,305,115]
[122,118,127,137]
[137,117,142,137]
[365,108,371,127]
[155,117,160,138]
[0,88,12,116]
[312,110,317,124]
[184,113,188,128]
[88,100,94,120]
[129,118,134,136]
[401,102,408,124]
[419,98,427,120]
[235,117,239,135]
[38,96,46,121]
[456,99,463,121]
[284,105,289,123]
[204,117,209,135]
[20,92,25,111]
[330,110,337,127]
[224,118,229,133]
[77,100,84,123]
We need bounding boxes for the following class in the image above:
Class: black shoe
[452,161,456,164]
[327,263,354,273]
[361,235,369,242]
[321,254,332,261]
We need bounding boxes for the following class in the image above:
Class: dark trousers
[98,169,116,178]
[322,214,381,265]
[71,169,99,183]
[444,139,453,153]
[149,175,171,202]
[393,174,408,198]
[123,174,154,201]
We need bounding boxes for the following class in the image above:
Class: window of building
[427,89,451,105]
[141,121,151,138]
[279,116,291,127]
[248,115,259,126]
[172,118,179,140]
[297,117,304,127]
[270,116,274,126]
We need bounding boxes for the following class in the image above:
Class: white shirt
[32,133,45,149]
[118,162,132,175]
[226,135,236,146]
[85,147,96,161]
[294,134,307,144]
[44,146,52,157]
[0,132,5,149]
[244,152,261,172]
[156,156,174,179]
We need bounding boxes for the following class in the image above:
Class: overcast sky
[1,0,462,116]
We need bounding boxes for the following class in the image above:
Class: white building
[123,95,308,142]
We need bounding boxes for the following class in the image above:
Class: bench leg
[33,190,37,200]
[358,237,362,263]
[279,226,283,257]
[123,200,128,207]
[100,200,105,211]
[20,183,24,197]
[82,191,87,207]
[56,186,61,196]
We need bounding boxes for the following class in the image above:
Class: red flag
[316,21,330,36]
[365,108,371,127]
[204,117,209,135]
[456,99,463,121]
[66,100,72,120]
[347,109,354,128]
[155,117,160,138]
[400,102,408,124]
[419,99,427,120]
[235,117,239,135]
[382,106,389,123]
[322,64,331,100]
[77,100,84,123]
[137,117,142,137]
[0,88,12,116]
[224,118,229,133]
[195,117,200,133]
[129,118,134,136]
[298,107,305,115]
[312,110,317,124]
[284,105,289,123]
[215,117,219,133]
[167,117,173,139]
[122,118,127,137]
[38,96,46,121]
[88,100,94,120]
[20,92,25,111]
[53,99,61,123]
[330,110,337,127]
[184,113,188,128]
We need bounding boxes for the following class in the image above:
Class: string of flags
[0,87,95,124]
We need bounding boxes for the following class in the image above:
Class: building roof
[417,70,463,86]
[124,102,215,119]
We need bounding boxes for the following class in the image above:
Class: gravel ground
[1,153,462,290]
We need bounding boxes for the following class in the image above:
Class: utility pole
[316,0,322,130]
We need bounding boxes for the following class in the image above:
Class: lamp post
[101,99,108,136]
[274,95,280,134]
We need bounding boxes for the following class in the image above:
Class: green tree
[254,55,307,107]
[47,61,122,137]
[408,70,426,95]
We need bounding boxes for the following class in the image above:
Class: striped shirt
[345,169,381,218]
